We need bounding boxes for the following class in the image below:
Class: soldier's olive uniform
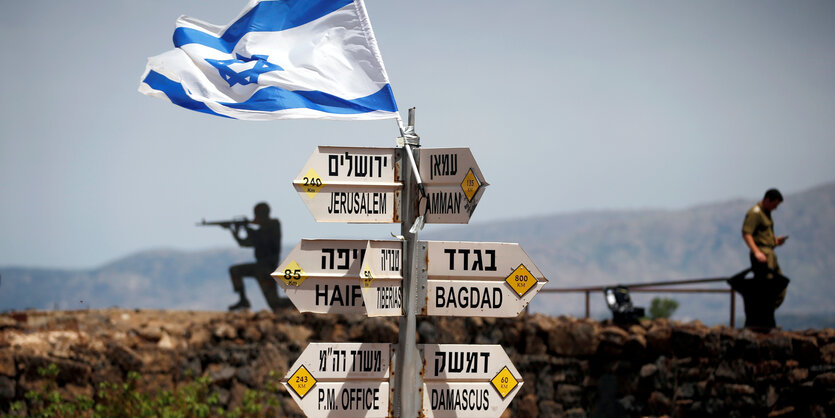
[742,203,785,307]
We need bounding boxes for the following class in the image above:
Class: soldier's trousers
[229,262,281,310]
[749,247,785,309]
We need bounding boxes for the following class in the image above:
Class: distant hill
[0,248,286,312]
[424,181,835,326]
[2,182,833,328]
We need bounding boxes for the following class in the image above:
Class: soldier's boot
[228,297,251,311]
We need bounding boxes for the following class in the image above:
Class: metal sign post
[394,108,421,418]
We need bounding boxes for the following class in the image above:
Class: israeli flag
[139,0,398,120]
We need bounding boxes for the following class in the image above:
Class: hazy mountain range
[2,181,833,329]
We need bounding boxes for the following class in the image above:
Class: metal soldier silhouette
[227,202,283,311]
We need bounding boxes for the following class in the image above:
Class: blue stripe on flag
[142,71,231,118]
[174,0,354,53]
[219,84,397,114]
[143,70,396,117]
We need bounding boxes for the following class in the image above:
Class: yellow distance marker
[287,365,317,398]
[491,366,519,399]
[280,261,308,287]
[362,262,375,289]
[460,168,481,202]
[302,168,325,199]
[505,264,536,297]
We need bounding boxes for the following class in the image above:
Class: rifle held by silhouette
[196,217,250,229]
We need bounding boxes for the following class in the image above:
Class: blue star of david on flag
[138,0,398,121]
[206,54,283,87]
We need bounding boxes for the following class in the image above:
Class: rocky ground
[1,308,834,417]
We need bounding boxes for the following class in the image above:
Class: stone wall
[1,309,833,416]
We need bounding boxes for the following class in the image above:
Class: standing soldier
[228,202,283,311]
[741,188,788,310]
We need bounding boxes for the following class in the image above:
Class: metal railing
[536,277,737,327]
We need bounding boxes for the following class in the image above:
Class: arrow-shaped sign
[419,148,488,224]
[293,147,488,225]
[421,344,523,417]
[293,146,402,223]
[282,342,394,417]
[272,239,402,316]
[361,240,405,317]
[283,343,522,417]
[420,241,547,317]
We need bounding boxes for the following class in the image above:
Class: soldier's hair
[763,188,783,202]
[254,202,270,217]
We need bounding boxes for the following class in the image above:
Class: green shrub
[5,364,281,418]
[649,297,679,319]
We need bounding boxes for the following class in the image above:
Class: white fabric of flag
[139,0,398,120]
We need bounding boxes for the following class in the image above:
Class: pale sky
[1,1,833,268]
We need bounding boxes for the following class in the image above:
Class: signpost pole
[395,108,420,417]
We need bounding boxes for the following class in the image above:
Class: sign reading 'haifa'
[272,239,403,316]
[293,146,402,223]
[421,241,547,317]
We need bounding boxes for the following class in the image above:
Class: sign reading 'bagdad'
[293,146,401,223]
[272,239,403,316]
[419,148,488,224]
[421,241,548,317]
[283,343,523,417]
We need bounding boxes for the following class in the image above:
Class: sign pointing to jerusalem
[420,241,547,317]
[272,239,402,316]
[420,344,523,417]
[282,342,393,417]
[419,148,488,224]
[294,146,401,223]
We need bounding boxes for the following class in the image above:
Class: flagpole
[395,110,425,198]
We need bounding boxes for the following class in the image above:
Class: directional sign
[420,344,523,417]
[419,148,488,224]
[294,146,401,223]
[361,240,404,317]
[273,239,402,316]
[283,343,521,417]
[420,241,547,317]
[282,343,393,417]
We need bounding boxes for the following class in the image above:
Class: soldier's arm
[742,233,767,263]
[232,224,253,247]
